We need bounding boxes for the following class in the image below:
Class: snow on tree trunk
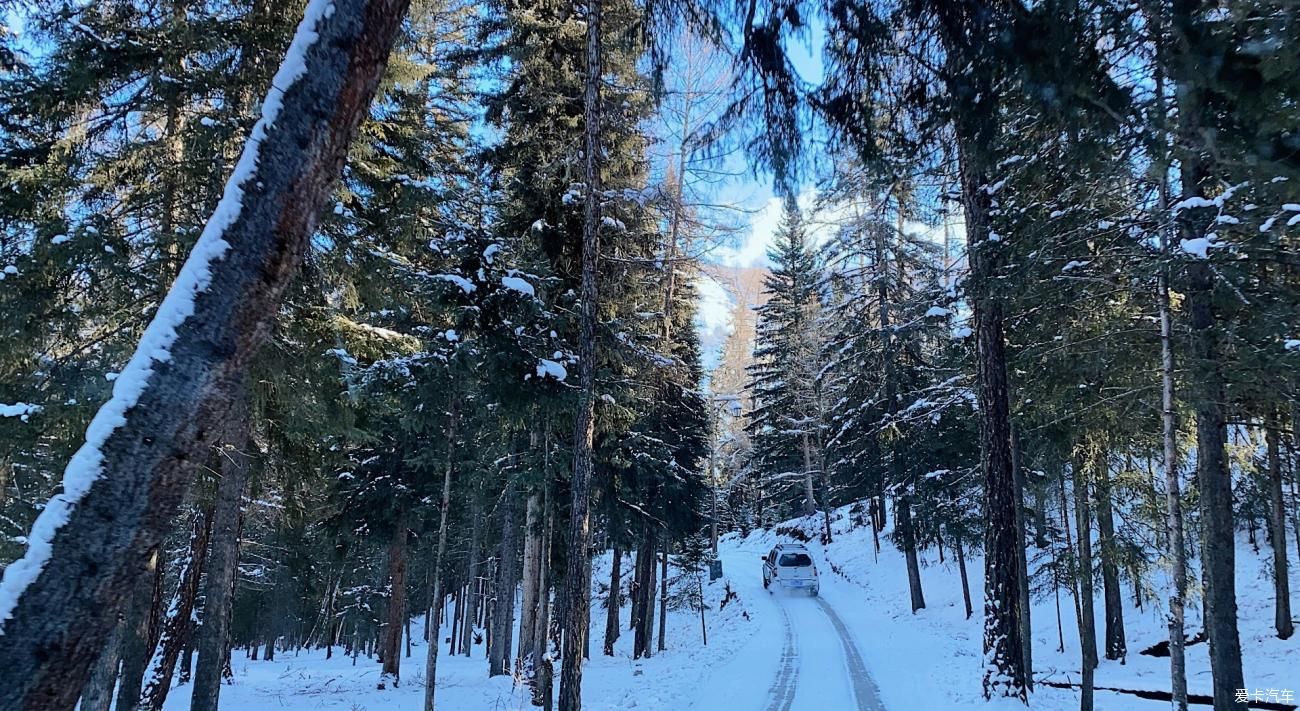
[140,508,213,710]
[1265,415,1294,640]
[0,3,408,707]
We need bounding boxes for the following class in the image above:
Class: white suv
[762,543,819,596]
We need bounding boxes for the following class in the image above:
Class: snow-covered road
[689,538,887,711]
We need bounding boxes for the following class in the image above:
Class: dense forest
[0,1,1298,711]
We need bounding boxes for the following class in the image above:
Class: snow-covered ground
[162,502,1300,710]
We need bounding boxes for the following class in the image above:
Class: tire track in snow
[815,597,886,711]
[764,605,799,711]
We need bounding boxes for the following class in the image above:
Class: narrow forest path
[688,538,887,711]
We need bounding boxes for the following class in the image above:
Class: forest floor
[161,503,1300,710]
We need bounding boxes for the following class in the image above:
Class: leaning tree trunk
[379,509,409,688]
[558,1,602,708]
[0,3,408,708]
[1095,458,1127,662]
[953,528,973,619]
[191,397,252,711]
[140,508,214,710]
[1265,414,1294,640]
[423,401,457,711]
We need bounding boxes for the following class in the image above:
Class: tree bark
[1095,459,1127,662]
[603,547,621,656]
[461,495,483,656]
[519,486,543,667]
[140,508,214,710]
[115,549,163,711]
[0,4,409,707]
[80,620,124,711]
[1151,54,1189,704]
[191,398,251,711]
[1265,415,1293,640]
[897,498,926,613]
[533,490,555,708]
[379,509,409,688]
[489,480,520,677]
[657,537,669,652]
[1169,1,1246,704]
[931,5,1026,696]
[1073,455,1098,711]
[1010,424,1032,685]
[954,528,973,619]
[559,0,601,707]
[423,399,457,711]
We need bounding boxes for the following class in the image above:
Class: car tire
[810,588,819,597]
[763,576,769,590]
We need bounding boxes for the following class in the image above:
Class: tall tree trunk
[0,4,409,707]
[1169,1,1246,705]
[954,528,973,619]
[423,400,457,711]
[1265,414,1294,640]
[800,433,817,517]
[461,496,483,656]
[519,485,543,668]
[490,480,520,677]
[140,508,214,710]
[1010,424,1032,685]
[657,537,669,652]
[192,398,252,711]
[115,549,162,711]
[1094,459,1127,662]
[1152,55,1189,704]
[379,509,409,688]
[533,490,555,709]
[932,5,1026,696]
[603,547,622,656]
[633,527,657,659]
[558,1,601,708]
[897,498,926,612]
[1073,454,1098,711]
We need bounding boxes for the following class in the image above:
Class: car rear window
[778,553,812,567]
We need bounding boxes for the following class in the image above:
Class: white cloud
[693,272,735,360]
